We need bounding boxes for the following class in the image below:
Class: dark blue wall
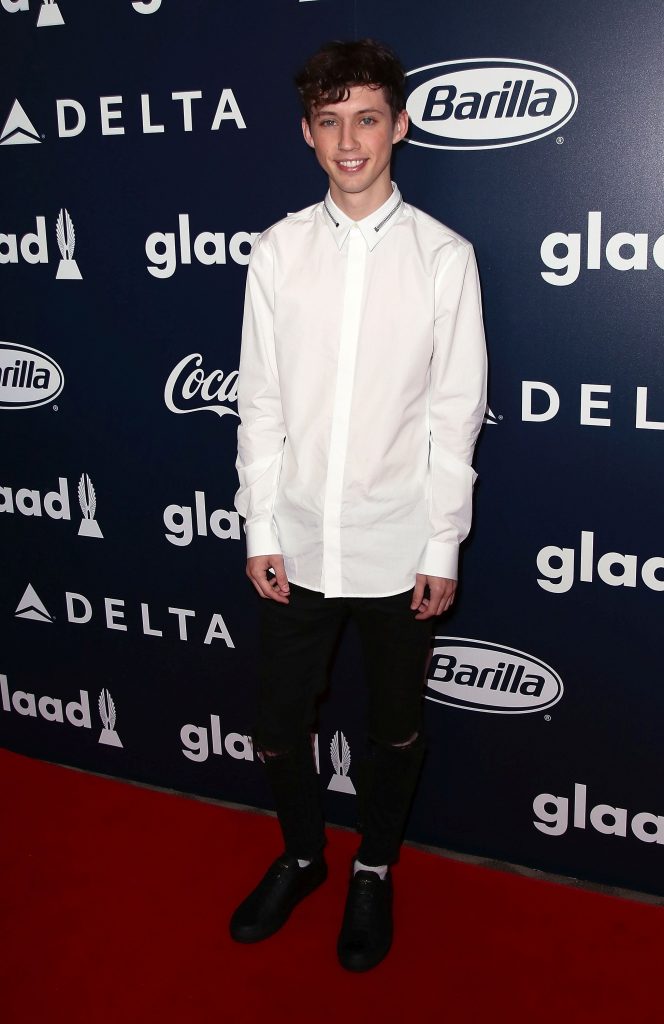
[2,0,663,895]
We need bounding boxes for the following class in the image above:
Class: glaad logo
[426,637,563,714]
[540,211,664,286]
[0,342,63,409]
[406,58,577,150]
[78,473,102,537]
[0,0,64,27]
[37,0,64,26]
[55,208,81,278]
[0,209,82,277]
[98,688,122,747]
[534,782,664,845]
[15,582,235,646]
[180,714,253,763]
[164,353,238,419]
[164,491,240,546]
[0,99,40,144]
[328,730,356,794]
[0,674,123,748]
[1,89,245,147]
[146,215,257,278]
[0,473,103,536]
[536,531,664,594]
[132,0,162,12]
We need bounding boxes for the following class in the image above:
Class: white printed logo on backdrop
[132,0,162,11]
[0,472,103,534]
[164,353,238,418]
[0,209,82,278]
[14,581,235,647]
[406,58,577,150]
[0,342,64,409]
[0,99,41,144]
[426,637,563,714]
[15,582,54,622]
[328,730,356,794]
[1,90,245,146]
[0,0,64,26]
[1,673,124,748]
[37,0,64,27]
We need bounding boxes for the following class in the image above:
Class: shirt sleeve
[417,242,488,581]
[234,233,286,557]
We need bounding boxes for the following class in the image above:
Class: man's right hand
[246,554,290,603]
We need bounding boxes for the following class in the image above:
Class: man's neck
[328,179,393,222]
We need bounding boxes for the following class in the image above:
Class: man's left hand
[411,573,456,620]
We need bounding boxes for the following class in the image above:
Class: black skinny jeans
[253,583,432,866]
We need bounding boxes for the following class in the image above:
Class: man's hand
[411,573,456,620]
[246,554,290,603]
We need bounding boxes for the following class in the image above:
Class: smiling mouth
[336,159,368,171]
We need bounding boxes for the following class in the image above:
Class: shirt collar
[322,183,404,252]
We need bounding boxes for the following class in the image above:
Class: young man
[231,39,487,971]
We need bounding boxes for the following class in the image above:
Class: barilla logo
[406,58,578,150]
[0,341,63,409]
[426,637,563,714]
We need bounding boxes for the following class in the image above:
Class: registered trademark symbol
[498,414,503,421]
[544,714,552,722]
[556,136,564,145]
[52,404,58,412]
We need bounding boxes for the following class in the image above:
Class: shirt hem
[288,576,413,599]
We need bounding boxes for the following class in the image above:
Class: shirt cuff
[417,540,459,581]
[245,520,281,558]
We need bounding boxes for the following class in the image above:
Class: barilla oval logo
[0,341,64,410]
[426,637,563,714]
[406,58,578,150]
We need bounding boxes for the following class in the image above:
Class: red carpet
[0,748,660,1023]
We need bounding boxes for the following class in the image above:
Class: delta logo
[0,88,246,146]
[406,58,577,150]
[426,637,563,714]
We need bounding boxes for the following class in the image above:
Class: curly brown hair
[295,39,406,123]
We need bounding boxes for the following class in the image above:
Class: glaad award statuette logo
[78,473,103,538]
[98,688,123,747]
[37,0,64,27]
[56,208,81,279]
[328,730,356,794]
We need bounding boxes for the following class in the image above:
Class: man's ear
[392,109,409,144]
[302,117,315,148]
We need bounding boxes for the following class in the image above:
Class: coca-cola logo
[164,353,238,418]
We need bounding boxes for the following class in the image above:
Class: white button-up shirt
[235,184,487,598]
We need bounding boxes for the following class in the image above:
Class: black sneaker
[337,867,393,971]
[229,854,327,943]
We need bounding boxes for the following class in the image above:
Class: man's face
[302,85,408,206]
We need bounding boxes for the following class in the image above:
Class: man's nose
[338,124,359,150]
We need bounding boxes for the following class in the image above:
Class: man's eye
[360,117,376,125]
[320,119,336,127]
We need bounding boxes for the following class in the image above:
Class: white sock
[297,858,312,868]
[354,859,388,880]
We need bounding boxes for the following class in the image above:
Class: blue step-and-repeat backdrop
[2,0,664,896]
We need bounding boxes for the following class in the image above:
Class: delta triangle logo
[484,406,500,425]
[37,0,64,27]
[0,99,41,146]
[15,583,54,623]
